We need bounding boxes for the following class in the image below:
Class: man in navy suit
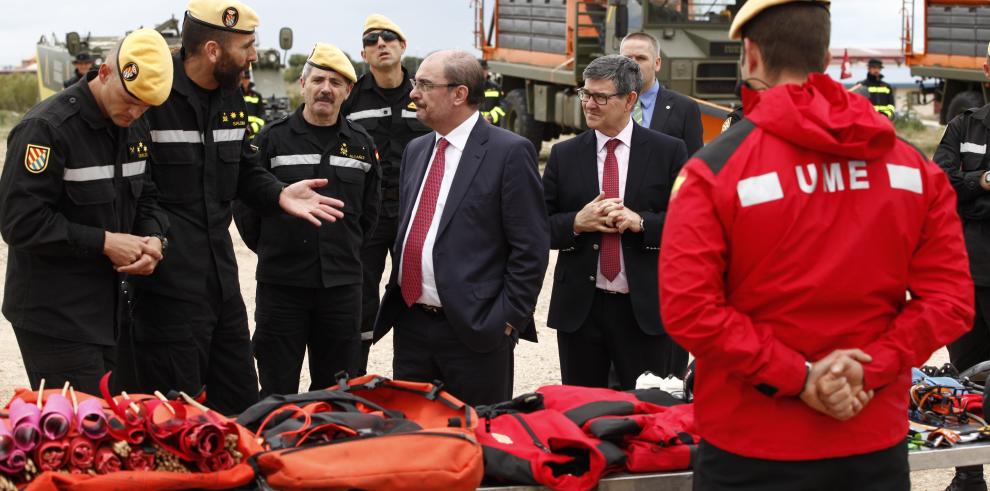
[373,50,549,406]
[543,55,689,389]
[620,32,704,156]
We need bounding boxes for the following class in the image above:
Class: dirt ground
[0,119,980,489]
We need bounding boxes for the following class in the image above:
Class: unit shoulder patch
[24,144,51,174]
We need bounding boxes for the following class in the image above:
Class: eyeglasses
[362,30,400,46]
[577,88,625,105]
[412,79,461,92]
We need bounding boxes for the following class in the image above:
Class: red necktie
[401,138,449,306]
[600,138,621,282]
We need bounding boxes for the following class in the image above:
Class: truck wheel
[947,90,984,123]
[504,88,545,153]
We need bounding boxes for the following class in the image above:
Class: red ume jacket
[659,73,974,460]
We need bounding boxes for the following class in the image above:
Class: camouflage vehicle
[475,0,743,149]
[35,17,294,123]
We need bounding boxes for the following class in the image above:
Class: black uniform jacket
[934,103,990,285]
[234,106,381,288]
[0,76,168,344]
[645,84,703,157]
[342,67,431,218]
[133,52,284,301]
[543,124,688,335]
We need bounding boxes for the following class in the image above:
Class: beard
[214,51,246,91]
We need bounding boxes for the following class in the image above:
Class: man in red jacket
[659,0,974,489]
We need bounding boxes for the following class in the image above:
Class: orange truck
[905,0,990,122]
[474,0,743,149]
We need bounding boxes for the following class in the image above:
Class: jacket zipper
[510,413,551,453]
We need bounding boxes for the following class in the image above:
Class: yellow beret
[729,0,829,40]
[363,14,406,43]
[307,43,357,83]
[118,28,173,106]
[185,0,259,34]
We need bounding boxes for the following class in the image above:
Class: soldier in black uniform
[344,14,431,373]
[235,44,380,396]
[63,52,95,89]
[0,29,172,394]
[857,58,895,120]
[933,41,990,491]
[132,0,347,415]
[241,70,265,139]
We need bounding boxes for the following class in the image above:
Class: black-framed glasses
[362,30,400,46]
[577,88,625,105]
[412,79,461,92]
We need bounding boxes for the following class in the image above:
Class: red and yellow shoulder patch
[24,144,51,174]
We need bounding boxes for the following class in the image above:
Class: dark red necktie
[401,138,449,306]
[600,139,621,282]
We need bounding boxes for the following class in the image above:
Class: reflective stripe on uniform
[63,160,146,182]
[867,86,892,94]
[485,90,501,97]
[400,110,418,119]
[243,95,260,104]
[346,107,391,121]
[887,164,923,194]
[329,155,372,173]
[271,154,321,168]
[961,142,987,154]
[151,130,203,143]
[213,128,246,142]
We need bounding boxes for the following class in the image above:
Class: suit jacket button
[588,275,595,282]
[593,244,599,251]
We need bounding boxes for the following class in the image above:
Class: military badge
[121,62,139,82]
[223,7,239,28]
[24,144,51,174]
[407,101,417,110]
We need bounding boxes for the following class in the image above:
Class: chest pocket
[63,179,115,225]
[151,142,201,203]
[216,141,242,202]
[328,155,369,214]
[271,154,319,183]
[960,140,987,172]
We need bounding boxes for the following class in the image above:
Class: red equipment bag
[244,375,484,491]
[475,408,609,491]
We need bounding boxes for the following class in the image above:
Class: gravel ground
[0,136,979,489]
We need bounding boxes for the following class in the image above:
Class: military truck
[475,0,742,149]
[903,0,990,124]
[35,17,294,123]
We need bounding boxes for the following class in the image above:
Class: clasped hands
[573,192,641,234]
[800,349,875,421]
[103,232,163,276]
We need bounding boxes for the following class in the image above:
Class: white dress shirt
[594,119,634,293]
[398,112,481,306]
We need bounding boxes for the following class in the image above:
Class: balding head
[411,50,487,134]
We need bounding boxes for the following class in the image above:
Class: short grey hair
[301,62,312,82]
[621,32,661,58]
[439,50,486,106]
[582,55,642,96]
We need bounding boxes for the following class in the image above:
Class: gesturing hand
[279,179,346,226]
[573,192,623,234]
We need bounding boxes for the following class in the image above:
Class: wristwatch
[150,233,168,259]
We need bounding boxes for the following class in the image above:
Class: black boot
[946,466,988,491]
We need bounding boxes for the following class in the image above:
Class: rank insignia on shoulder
[407,101,417,110]
[24,144,51,174]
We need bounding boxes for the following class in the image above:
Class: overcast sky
[0,0,907,67]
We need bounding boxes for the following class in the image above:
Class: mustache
[314,92,333,102]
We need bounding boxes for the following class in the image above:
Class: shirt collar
[435,111,480,152]
[639,80,660,109]
[595,118,634,152]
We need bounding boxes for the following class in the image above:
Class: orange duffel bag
[244,375,484,491]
